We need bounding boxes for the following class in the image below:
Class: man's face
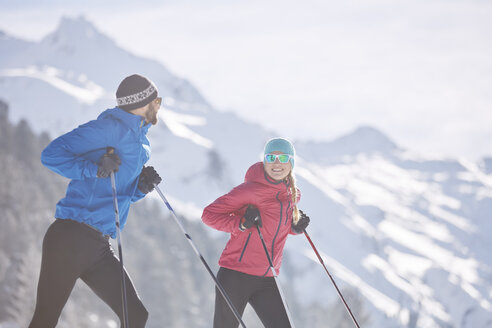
[145,97,161,125]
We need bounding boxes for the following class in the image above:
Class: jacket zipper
[129,120,145,198]
[87,178,97,208]
[285,200,291,226]
[239,232,252,262]
[270,191,283,264]
[261,180,290,276]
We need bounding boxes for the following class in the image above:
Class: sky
[1,0,491,161]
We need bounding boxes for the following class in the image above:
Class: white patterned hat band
[116,84,156,106]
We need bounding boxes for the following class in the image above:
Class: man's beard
[145,104,158,125]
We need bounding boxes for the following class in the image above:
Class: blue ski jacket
[41,107,152,238]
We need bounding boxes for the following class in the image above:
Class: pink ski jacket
[202,162,300,277]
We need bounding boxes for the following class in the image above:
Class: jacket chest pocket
[238,232,252,262]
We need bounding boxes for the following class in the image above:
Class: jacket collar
[98,107,151,134]
[245,162,290,188]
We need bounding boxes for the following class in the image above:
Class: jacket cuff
[238,217,246,232]
[85,161,99,179]
[290,225,303,235]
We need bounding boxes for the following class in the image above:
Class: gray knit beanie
[116,74,158,111]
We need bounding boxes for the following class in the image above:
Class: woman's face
[264,151,292,181]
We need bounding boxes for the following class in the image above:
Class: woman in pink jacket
[202,137,310,328]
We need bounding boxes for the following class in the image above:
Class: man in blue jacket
[29,74,162,328]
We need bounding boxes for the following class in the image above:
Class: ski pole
[255,224,296,328]
[153,185,247,328]
[107,147,129,328]
[303,230,361,328]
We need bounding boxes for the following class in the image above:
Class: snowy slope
[1,16,491,328]
[289,150,492,327]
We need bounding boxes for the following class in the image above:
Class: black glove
[138,166,162,194]
[239,205,262,231]
[292,209,310,234]
[97,152,121,178]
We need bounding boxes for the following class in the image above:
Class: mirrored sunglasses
[264,153,292,164]
[155,97,162,107]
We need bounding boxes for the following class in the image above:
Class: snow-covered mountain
[1,16,491,328]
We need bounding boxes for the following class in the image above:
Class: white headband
[116,84,156,106]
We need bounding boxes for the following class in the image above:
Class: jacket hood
[98,107,151,134]
[245,162,289,188]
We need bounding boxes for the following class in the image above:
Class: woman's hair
[263,137,299,224]
[288,171,300,225]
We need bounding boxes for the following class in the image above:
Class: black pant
[29,219,148,328]
[214,267,291,328]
